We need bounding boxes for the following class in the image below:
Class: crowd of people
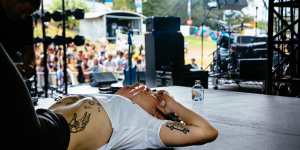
[34,40,146,88]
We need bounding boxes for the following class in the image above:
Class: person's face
[191,59,196,64]
[2,0,36,21]
[108,55,113,60]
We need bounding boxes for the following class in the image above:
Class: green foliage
[257,21,268,30]
[113,0,135,11]
[142,0,223,29]
[226,15,254,26]
[33,22,77,38]
[49,0,89,12]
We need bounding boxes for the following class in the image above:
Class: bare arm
[116,85,218,146]
[156,91,218,147]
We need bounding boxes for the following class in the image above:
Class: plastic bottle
[192,80,204,101]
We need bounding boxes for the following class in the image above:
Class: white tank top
[91,94,168,150]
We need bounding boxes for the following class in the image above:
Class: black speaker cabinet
[145,16,181,32]
[239,58,267,81]
[145,31,185,87]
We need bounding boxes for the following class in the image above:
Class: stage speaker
[145,16,181,32]
[89,72,117,87]
[239,58,267,81]
[145,31,185,87]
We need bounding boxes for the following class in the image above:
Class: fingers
[117,83,141,92]
[155,90,176,115]
[156,90,175,101]
[116,84,144,96]
[126,83,142,89]
[129,84,151,97]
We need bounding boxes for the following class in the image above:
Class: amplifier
[145,16,181,32]
[239,58,267,81]
[90,72,117,87]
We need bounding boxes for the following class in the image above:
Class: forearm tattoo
[165,113,181,122]
[69,112,91,133]
[166,122,190,134]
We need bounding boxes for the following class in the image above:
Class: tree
[113,0,136,11]
[142,0,223,30]
[49,0,88,12]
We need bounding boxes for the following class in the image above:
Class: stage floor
[36,85,300,150]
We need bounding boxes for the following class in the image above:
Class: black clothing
[37,109,70,150]
[1,5,70,150]
[1,38,70,150]
[0,5,33,62]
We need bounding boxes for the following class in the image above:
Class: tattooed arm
[49,96,113,150]
[156,91,218,147]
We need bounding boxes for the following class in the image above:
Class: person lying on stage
[49,84,218,150]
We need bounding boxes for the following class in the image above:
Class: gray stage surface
[155,86,300,150]
[37,85,300,150]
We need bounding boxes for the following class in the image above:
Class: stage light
[43,11,51,22]
[52,11,63,21]
[44,36,53,45]
[74,35,85,46]
[65,10,73,17]
[33,37,43,44]
[36,9,84,22]
[37,36,85,46]
[53,35,65,45]
[72,9,84,20]
[66,37,73,44]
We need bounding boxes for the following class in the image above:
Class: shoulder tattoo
[89,97,104,112]
[69,112,91,133]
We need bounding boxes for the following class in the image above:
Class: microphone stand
[127,29,133,85]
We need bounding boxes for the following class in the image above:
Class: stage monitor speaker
[145,16,181,32]
[239,58,267,81]
[89,72,117,87]
[145,31,185,87]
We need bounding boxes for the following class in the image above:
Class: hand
[115,83,143,99]
[116,84,166,119]
[155,90,178,116]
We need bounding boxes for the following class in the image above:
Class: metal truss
[267,0,300,96]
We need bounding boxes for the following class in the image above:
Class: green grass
[184,35,217,70]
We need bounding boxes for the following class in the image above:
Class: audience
[34,41,146,87]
